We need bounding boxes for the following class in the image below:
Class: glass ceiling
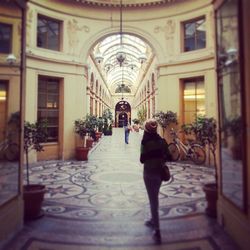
[92,34,152,95]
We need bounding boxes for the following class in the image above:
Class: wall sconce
[225,48,237,66]
[6,54,17,65]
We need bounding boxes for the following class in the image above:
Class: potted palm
[23,120,48,220]
[74,118,89,160]
[182,115,218,217]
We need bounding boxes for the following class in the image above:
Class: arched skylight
[92,34,152,95]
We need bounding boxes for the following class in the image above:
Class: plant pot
[203,183,218,218]
[95,131,102,141]
[86,138,94,148]
[23,184,46,220]
[75,147,89,161]
[104,130,112,136]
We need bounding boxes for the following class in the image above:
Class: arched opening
[87,32,156,119]
[115,101,131,127]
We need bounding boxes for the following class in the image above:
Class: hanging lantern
[138,53,147,64]
[95,53,104,64]
[105,63,113,72]
[116,51,126,66]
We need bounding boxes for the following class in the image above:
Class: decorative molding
[67,19,90,55]
[26,8,33,47]
[154,19,175,55]
[72,0,177,8]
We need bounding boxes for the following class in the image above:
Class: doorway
[115,101,131,127]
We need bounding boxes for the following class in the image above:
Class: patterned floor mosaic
[4,128,240,250]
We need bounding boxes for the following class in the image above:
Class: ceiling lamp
[138,53,147,64]
[116,51,126,67]
[104,63,113,72]
[95,53,104,64]
[116,0,126,67]
[128,63,138,71]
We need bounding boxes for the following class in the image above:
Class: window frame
[0,22,12,54]
[37,76,60,143]
[182,16,206,52]
[181,77,205,125]
[37,14,61,51]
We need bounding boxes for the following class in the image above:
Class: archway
[115,101,131,127]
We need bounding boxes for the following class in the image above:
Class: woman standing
[140,118,171,244]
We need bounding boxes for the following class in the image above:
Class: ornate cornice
[70,0,178,8]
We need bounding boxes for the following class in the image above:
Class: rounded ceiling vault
[91,34,153,95]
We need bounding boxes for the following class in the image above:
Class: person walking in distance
[124,121,131,144]
[140,118,171,244]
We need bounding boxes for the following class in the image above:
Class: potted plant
[225,116,242,160]
[153,110,178,140]
[23,119,48,220]
[85,114,98,147]
[182,115,218,217]
[103,109,113,136]
[137,106,147,128]
[74,118,89,160]
[97,117,104,133]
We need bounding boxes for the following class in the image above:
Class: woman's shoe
[144,219,155,228]
[152,229,161,244]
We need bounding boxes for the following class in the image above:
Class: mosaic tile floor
[4,128,240,250]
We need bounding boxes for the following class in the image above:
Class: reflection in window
[0,81,19,206]
[0,81,8,144]
[216,0,244,210]
[184,18,206,52]
[38,76,59,142]
[0,23,12,54]
[37,15,60,51]
[183,78,205,124]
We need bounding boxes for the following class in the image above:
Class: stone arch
[115,101,131,127]
[80,26,165,64]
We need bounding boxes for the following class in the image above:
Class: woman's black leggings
[143,171,162,230]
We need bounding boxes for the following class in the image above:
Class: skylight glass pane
[92,34,152,93]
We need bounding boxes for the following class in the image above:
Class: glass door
[216,0,246,210]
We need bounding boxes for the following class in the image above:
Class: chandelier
[116,0,126,67]
[93,0,148,94]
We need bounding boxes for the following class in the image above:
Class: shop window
[0,23,12,54]
[183,17,206,52]
[0,81,8,142]
[37,15,61,51]
[38,76,60,142]
[183,77,205,124]
[216,0,245,210]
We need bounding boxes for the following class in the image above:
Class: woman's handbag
[161,163,171,181]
